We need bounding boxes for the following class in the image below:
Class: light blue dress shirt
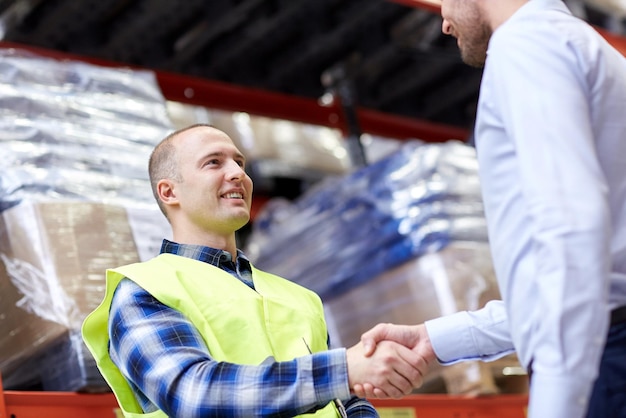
[425,1,626,418]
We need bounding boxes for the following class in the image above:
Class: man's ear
[157,179,178,207]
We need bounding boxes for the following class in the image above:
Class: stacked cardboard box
[245,141,526,395]
[0,47,173,391]
[324,242,526,395]
[0,200,167,390]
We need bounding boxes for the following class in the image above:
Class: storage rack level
[0,374,119,418]
[371,394,529,417]
[1,373,528,418]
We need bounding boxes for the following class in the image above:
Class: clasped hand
[346,323,436,399]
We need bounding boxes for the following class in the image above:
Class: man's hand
[353,323,437,398]
[346,340,428,399]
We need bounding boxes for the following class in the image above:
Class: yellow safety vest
[82,253,341,417]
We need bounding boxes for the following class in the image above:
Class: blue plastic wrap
[245,140,488,300]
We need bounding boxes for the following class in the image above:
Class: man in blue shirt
[358,1,626,418]
[83,123,428,417]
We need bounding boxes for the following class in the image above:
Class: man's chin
[233,214,251,230]
[461,52,486,68]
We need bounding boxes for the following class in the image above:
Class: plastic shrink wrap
[167,102,354,189]
[0,48,172,391]
[246,141,527,395]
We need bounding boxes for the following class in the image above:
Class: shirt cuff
[425,311,479,364]
[311,348,351,402]
[425,305,515,364]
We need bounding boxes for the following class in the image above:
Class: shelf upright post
[321,54,369,168]
[0,373,8,418]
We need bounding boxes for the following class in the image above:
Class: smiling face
[156,125,253,240]
[441,0,492,68]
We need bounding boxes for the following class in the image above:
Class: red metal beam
[158,71,467,141]
[390,0,442,14]
[371,394,529,418]
[359,106,467,142]
[2,390,119,418]
[0,40,466,142]
[0,387,529,418]
[156,70,342,129]
[0,374,7,418]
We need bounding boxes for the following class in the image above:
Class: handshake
[347,323,436,399]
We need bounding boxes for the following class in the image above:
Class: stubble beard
[458,12,492,68]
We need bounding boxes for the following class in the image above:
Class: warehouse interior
[0,0,624,130]
[0,0,625,416]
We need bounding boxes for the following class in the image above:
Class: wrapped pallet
[0,201,167,390]
[0,48,172,390]
[246,140,526,395]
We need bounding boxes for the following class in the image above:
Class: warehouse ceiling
[0,0,623,132]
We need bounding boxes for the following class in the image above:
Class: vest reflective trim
[82,253,340,417]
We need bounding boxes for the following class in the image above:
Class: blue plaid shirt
[108,239,378,417]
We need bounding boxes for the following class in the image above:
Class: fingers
[351,340,430,399]
[385,342,426,397]
[353,383,388,399]
[372,387,388,398]
[352,383,365,398]
[361,323,422,357]
[395,342,429,386]
[348,334,433,399]
[365,341,424,398]
[347,341,408,398]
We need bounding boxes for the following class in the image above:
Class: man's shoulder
[111,276,151,302]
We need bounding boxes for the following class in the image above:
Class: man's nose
[227,161,245,180]
[442,19,451,35]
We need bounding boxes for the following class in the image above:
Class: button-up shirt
[426,1,626,418]
[109,239,377,417]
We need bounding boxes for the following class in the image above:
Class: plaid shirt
[108,239,378,417]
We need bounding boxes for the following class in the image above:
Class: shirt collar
[159,239,251,271]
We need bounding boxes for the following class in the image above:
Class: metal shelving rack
[0,373,118,418]
[1,371,529,418]
[371,394,528,418]
[0,1,623,414]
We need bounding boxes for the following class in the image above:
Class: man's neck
[485,0,529,31]
[172,231,238,260]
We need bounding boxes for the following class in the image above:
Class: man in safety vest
[82,124,428,417]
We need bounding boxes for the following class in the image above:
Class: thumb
[360,323,389,357]
[362,338,375,356]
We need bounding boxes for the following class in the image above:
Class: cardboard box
[0,200,167,390]
[325,242,500,345]
[0,243,66,388]
[324,242,526,395]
